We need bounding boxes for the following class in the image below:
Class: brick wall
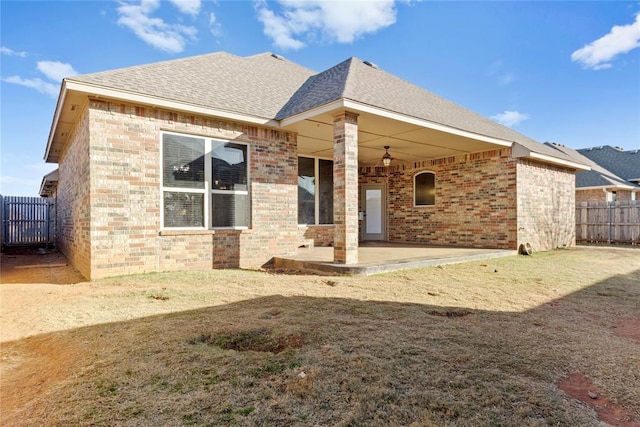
[576,189,606,204]
[359,148,518,249]
[56,107,92,278]
[614,191,635,202]
[298,225,335,247]
[516,159,576,251]
[57,99,300,279]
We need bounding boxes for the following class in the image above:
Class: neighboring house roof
[578,145,640,183]
[545,143,638,190]
[45,51,587,170]
[39,169,59,197]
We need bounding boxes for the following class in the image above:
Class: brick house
[545,143,639,203]
[43,52,587,279]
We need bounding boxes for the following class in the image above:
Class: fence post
[0,194,3,251]
[608,201,613,244]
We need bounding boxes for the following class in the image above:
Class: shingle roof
[578,146,640,182]
[277,57,568,160]
[545,143,637,189]
[69,52,316,119]
[66,51,579,166]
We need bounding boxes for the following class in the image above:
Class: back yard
[1,246,639,426]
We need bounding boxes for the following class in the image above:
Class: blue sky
[1,0,639,196]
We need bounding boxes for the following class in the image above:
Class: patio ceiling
[282,107,513,167]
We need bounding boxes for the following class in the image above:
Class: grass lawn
[1,246,639,426]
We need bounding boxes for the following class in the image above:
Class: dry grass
[1,247,639,426]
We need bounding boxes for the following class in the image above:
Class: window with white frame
[414,171,436,206]
[298,157,333,225]
[162,132,249,229]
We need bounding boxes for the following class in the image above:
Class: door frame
[360,184,387,241]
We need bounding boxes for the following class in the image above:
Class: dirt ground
[1,246,639,426]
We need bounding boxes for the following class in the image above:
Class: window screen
[211,142,247,191]
[163,134,205,189]
[318,159,334,224]
[211,193,249,227]
[415,172,435,206]
[163,191,204,227]
[298,157,315,224]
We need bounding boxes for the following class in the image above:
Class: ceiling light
[382,146,392,167]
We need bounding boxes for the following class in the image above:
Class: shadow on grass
[2,268,639,426]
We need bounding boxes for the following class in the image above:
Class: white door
[362,184,385,241]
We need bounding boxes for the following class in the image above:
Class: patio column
[333,111,359,264]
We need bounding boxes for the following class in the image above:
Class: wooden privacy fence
[576,201,640,245]
[0,195,56,248]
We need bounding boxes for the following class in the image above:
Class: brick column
[333,111,359,264]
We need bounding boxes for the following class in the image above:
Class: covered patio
[271,242,516,276]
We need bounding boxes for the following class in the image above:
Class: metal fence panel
[1,195,56,247]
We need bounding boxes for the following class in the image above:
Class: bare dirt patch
[0,334,82,426]
[558,373,640,427]
[1,246,639,425]
[612,318,640,343]
[1,247,85,285]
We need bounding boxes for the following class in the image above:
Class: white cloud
[2,75,59,98]
[37,61,78,82]
[491,110,530,127]
[571,13,640,70]
[256,5,305,50]
[116,0,198,53]
[209,12,223,37]
[487,60,517,86]
[498,72,516,86]
[2,59,76,98]
[255,0,397,50]
[1,46,28,57]
[168,0,201,16]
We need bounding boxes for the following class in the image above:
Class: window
[298,157,333,225]
[415,172,435,206]
[162,132,249,229]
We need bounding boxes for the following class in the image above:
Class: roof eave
[578,184,636,191]
[66,80,280,125]
[44,80,281,163]
[513,143,590,171]
[68,79,280,124]
[44,81,67,163]
[39,169,59,197]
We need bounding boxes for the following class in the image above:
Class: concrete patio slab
[272,242,517,275]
